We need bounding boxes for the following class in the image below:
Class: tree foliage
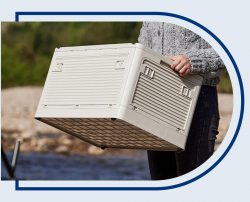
[1,22,232,93]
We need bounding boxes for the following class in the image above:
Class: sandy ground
[1,86,233,153]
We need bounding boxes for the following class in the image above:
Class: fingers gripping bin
[35,43,203,151]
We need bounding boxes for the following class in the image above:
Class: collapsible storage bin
[35,43,203,151]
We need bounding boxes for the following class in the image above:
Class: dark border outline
[15,11,244,191]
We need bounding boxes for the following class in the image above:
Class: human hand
[166,55,191,77]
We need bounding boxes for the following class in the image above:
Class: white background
[1,0,250,201]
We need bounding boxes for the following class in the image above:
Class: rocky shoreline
[1,86,233,155]
[1,131,144,156]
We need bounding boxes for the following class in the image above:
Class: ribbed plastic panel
[40,118,178,150]
[42,53,128,106]
[132,59,195,130]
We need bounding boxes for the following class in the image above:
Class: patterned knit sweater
[138,22,227,86]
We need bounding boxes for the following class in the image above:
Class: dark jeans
[147,85,220,180]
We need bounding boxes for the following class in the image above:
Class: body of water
[1,151,150,180]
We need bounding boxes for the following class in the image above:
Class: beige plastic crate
[35,43,203,151]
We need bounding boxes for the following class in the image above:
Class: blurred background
[1,22,233,180]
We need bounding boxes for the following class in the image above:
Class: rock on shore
[1,86,64,134]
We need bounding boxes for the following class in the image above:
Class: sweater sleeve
[181,47,227,79]
[138,22,148,46]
